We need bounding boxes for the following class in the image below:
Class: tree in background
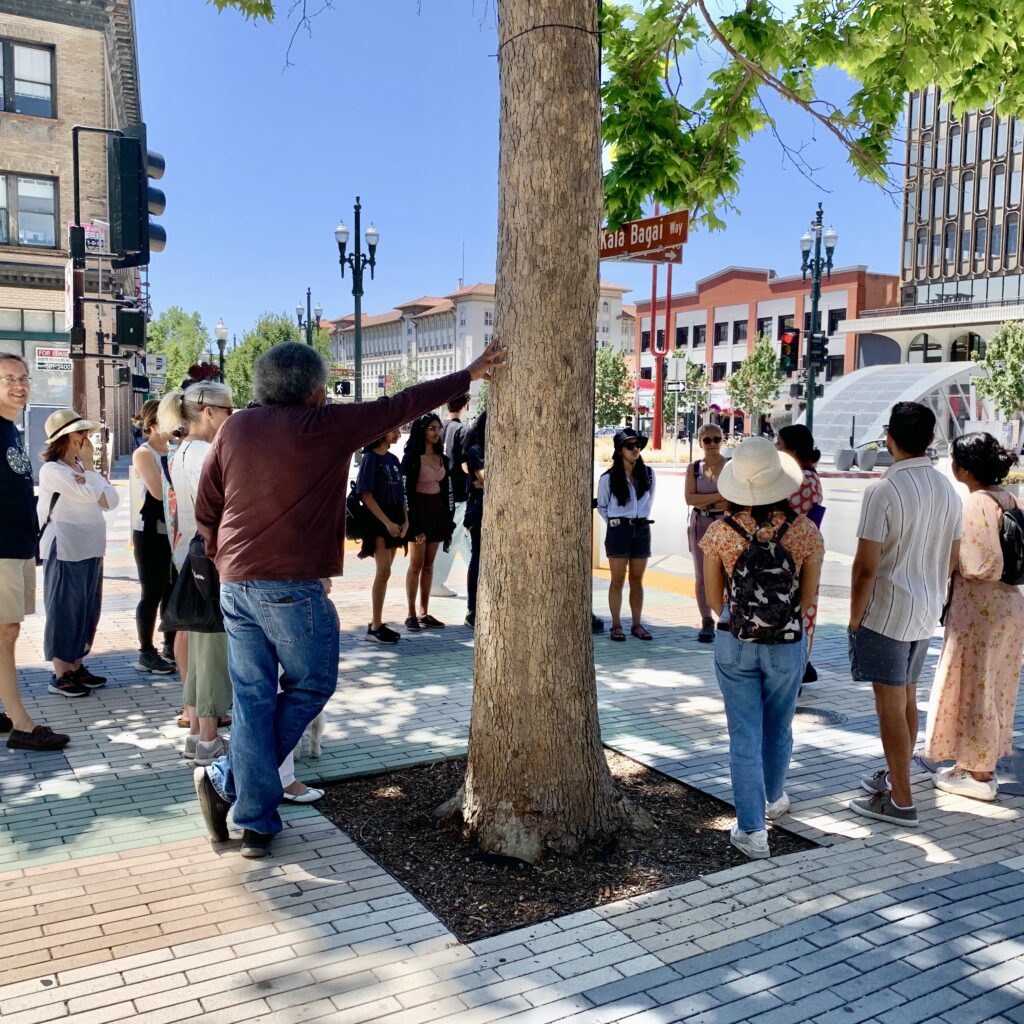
[475,380,490,414]
[383,355,420,397]
[594,345,632,427]
[146,307,208,390]
[725,337,782,434]
[223,313,300,407]
[974,321,1024,446]
[663,356,710,437]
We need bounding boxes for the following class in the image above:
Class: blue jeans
[714,629,805,833]
[207,579,339,835]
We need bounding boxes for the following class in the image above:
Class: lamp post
[799,203,838,433]
[335,197,379,402]
[214,318,228,377]
[295,287,323,347]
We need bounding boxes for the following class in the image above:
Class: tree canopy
[725,336,782,425]
[145,307,208,391]
[974,321,1024,421]
[595,345,633,426]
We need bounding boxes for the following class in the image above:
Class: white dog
[293,710,325,760]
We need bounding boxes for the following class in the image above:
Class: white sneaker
[766,792,791,820]
[729,825,771,859]
[934,765,997,802]
[430,585,457,598]
[193,735,230,768]
[183,734,198,760]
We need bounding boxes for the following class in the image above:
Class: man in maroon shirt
[193,339,503,858]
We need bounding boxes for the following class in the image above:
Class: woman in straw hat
[699,436,824,859]
[37,410,118,698]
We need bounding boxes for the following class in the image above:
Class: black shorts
[605,521,651,560]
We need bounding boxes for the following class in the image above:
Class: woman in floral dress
[924,433,1024,802]
[776,425,823,683]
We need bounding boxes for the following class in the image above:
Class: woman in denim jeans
[699,437,824,859]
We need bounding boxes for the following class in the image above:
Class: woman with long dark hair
[776,424,824,683]
[597,429,656,641]
[463,411,486,630]
[357,426,407,644]
[401,413,455,631]
[924,432,1024,801]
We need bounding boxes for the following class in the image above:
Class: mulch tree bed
[317,750,817,942]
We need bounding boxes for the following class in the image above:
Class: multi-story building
[0,0,144,458]
[330,281,633,404]
[633,265,899,433]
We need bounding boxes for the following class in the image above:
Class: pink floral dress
[924,489,1024,772]
[787,467,823,641]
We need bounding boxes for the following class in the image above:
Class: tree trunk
[459,0,643,863]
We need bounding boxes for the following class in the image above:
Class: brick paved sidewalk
[3,468,1024,1023]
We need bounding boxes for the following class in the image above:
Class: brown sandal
[631,624,653,641]
[610,626,626,642]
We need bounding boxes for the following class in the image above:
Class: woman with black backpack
[699,437,824,859]
[923,432,1024,802]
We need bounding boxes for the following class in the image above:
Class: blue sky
[135,1,902,341]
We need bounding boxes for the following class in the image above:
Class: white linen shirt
[856,456,962,642]
[167,439,211,570]
[38,460,119,562]
[597,468,656,521]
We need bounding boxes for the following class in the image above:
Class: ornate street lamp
[799,204,838,432]
[295,288,323,346]
[214,318,228,376]
[335,196,379,402]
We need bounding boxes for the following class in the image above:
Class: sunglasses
[202,404,233,414]
[702,437,723,444]
[621,441,640,451]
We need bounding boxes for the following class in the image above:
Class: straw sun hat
[44,409,102,444]
[716,436,803,507]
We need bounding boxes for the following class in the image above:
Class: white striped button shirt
[856,457,962,642]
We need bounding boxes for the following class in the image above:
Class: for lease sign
[36,346,72,373]
[600,210,689,260]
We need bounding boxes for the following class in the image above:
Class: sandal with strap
[610,625,626,642]
[631,624,653,641]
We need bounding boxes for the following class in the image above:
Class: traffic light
[779,328,800,373]
[115,307,146,352]
[808,332,828,372]
[333,380,352,397]
[108,123,166,268]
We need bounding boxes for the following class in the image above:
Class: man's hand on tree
[468,336,507,381]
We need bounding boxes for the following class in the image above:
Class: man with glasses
[0,354,70,750]
[848,402,961,827]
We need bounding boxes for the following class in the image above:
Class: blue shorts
[848,625,930,687]
[605,521,651,560]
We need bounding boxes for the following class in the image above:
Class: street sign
[600,210,689,261]
[148,374,166,392]
[145,353,166,374]
[35,346,72,373]
[329,364,352,377]
[665,381,689,393]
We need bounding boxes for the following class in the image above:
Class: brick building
[633,265,899,432]
[0,0,144,464]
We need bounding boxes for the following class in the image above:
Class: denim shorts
[605,521,651,560]
[848,624,930,687]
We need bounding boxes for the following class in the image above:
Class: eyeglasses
[202,404,233,415]
[1,375,30,386]
[702,437,723,444]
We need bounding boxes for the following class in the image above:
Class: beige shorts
[0,558,36,624]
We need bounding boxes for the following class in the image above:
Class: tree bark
[460,0,644,863]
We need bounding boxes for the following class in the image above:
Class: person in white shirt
[597,429,656,641]
[37,410,119,698]
[848,401,962,828]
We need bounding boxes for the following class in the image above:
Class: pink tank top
[416,461,445,494]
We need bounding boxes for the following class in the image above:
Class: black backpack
[983,492,1024,585]
[345,480,369,540]
[724,512,802,644]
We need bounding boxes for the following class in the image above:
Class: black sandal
[610,625,626,642]
[631,624,653,641]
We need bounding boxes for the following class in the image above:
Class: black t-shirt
[356,449,405,509]
[442,418,468,497]
[0,416,36,559]
[464,443,485,509]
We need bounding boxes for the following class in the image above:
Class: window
[909,93,919,132]
[920,180,931,220]
[826,308,847,334]
[776,314,794,337]
[1015,120,1024,154]
[756,316,772,338]
[908,333,942,363]
[977,171,989,212]
[960,223,970,263]
[948,125,961,166]
[459,311,466,326]
[917,227,928,267]
[903,236,913,269]
[947,176,959,216]
[1012,168,1021,206]
[484,310,493,326]
[994,165,1006,206]
[944,222,957,264]
[693,324,706,347]
[733,320,747,344]
[974,219,987,259]
[921,132,932,170]
[601,301,609,313]
[0,174,56,247]
[675,325,688,348]
[713,322,728,345]
[803,311,813,333]
[991,219,1003,259]
[997,119,1009,158]
[1007,213,1019,263]
[905,187,917,224]
[922,89,934,127]
[1,40,54,118]
[639,366,653,380]
[962,172,974,212]
[966,121,977,163]
[640,330,650,352]
[980,118,993,160]
[932,179,944,219]
[712,362,727,382]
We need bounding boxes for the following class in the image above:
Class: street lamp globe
[334,221,350,246]
[314,303,323,321]
[295,304,304,321]
[799,230,813,254]
[214,319,228,344]
[823,225,839,251]
[365,223,380,249]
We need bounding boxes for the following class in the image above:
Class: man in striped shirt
[847,402,962,828]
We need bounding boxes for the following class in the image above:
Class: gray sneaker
[849,790,919,827]
[860,768,891,796]
[193,735,230,768]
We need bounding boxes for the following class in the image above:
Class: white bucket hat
[717,436,803,506]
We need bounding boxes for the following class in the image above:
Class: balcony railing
[860,296,1024,318]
